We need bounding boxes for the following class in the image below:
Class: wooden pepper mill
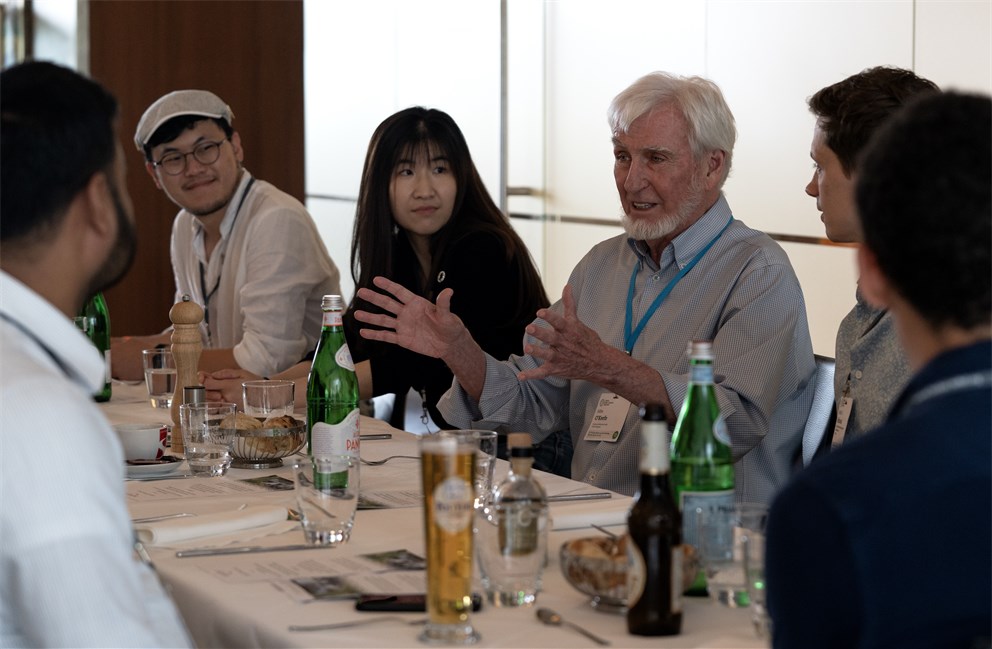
[169,295,204,453]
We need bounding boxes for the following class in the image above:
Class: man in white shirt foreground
[0,61,192,647]
[111,88,341,380]
[353,71,816,503]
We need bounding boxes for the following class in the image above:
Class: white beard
[621,172,706,242]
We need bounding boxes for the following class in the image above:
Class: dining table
[103,381,767,648]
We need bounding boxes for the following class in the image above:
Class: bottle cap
[510,446,535,458]
[183,385,206,404]
[506,432,532,449]
[686,339,713,360]
[640,403,666,421]
[321,295,344,311]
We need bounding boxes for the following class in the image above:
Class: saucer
[126,455,183,478]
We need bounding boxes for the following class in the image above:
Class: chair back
[801,354,836,466]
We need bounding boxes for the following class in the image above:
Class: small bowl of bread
[221,412,306,469]
[560,535,630,613]
[559,534,701,614]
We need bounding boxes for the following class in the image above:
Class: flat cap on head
[134,89,233,151]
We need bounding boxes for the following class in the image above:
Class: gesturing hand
[518,284,624,384]
[353,276,469,361]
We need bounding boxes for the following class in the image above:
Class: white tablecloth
[104,382,767,648]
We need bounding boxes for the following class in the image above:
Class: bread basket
[229,415,306,469]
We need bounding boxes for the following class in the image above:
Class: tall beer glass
[419,433,480,645]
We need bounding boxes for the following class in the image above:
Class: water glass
[742,530,771,638]
[696,502,768,608]
[291,455,359,546]
[439,429,497,509]
[179,402,237,477]
[142,348,176,409]
[242,379,295,418]
[419,433,480,645]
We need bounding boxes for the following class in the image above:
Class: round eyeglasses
[152,138,228,175]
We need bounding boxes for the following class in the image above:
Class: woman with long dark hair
[345,106,548,430]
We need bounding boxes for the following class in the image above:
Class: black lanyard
[198,177,255,337]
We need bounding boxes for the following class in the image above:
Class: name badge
[583,393,631,443]
[831,397,853,447]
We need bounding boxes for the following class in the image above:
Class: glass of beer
[419,433,480,645]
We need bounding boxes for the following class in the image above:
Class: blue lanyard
[902,369,992,413]
[623,216,733,354]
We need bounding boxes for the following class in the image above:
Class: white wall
[304,0,992,355]
[304,0,503,303]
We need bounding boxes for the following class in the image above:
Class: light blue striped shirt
[438,195,817,503]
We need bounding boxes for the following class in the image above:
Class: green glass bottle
[670,340,734,593]
[77,293,112,402]
[627,403,683,636]
[306,295,360,488]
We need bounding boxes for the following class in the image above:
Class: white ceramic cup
[114,423,169,461]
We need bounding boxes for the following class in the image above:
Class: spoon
[536,608,611,646]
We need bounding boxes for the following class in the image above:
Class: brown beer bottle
[626,403,683,636]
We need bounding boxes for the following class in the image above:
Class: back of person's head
[809,66,938,175]
[856,91,991,331]
[1,60,118,246]
[608,71,737,186]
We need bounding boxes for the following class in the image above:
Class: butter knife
[176,544,329,558]
[547,491,612,502]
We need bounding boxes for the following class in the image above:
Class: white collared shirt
[0,271,192,648]
[171,171,342,376]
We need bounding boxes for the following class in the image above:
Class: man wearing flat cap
[112,89,341,380]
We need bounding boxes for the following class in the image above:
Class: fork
[360,455,419,466]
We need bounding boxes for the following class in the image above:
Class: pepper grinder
[169,295,203,453]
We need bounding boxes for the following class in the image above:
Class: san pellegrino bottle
[306,295,360,488]
[77,292,112,402]
[670,341,734,580]
[483,432,549,606]
[627,403,683,636]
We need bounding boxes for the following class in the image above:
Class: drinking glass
[142,348,176,409]
[439,429,497,509]
[179,402,237,477]
[474,498,548,607]
[742,530,771,638]
[291,454,359,546]
[696,502,768,607]
[419,433,480,645]
[242,379,295,418]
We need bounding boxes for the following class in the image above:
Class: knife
[176,544,329,558]
[126,474,194,482]
[547,491,612,502]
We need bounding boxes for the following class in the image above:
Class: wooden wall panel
[87,0,304,335]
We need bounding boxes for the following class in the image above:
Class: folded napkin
[551,497,631,531]
[135,504,291,546]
